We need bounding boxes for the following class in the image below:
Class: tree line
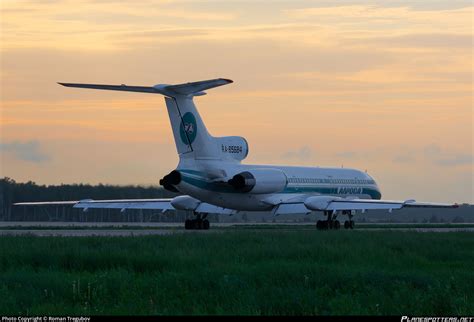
[0,177,182,222]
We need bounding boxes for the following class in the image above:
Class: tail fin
[164,95,216,158]
[59,78,247,161]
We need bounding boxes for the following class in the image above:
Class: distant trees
[452,216,465,223]
[429,215,439,223]
[0,177,178,222]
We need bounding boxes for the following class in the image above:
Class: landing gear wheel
[344,221,350,229]
[184,215,211,230]
[316,220,328,230]
[334,220,340,230]
[322,221,329,230]
[185,219,191,230]
[350,220,355,229]
[195,219,203,230]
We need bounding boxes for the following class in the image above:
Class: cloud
[424,144,442,156]
[435,154,473,166]
[282,146,313,160]
[285,4,472,26]
[0,141,50,163]
[359,33,472,49]
[422,144,473,167]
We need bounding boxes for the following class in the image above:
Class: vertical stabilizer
[164,96,218,159]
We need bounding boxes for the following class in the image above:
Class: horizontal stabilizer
[58,78,233,97]
[58,83,158,94]
[165,78,232,95]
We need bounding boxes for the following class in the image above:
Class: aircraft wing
[14,199,174,211]
[14,198,237,215]
[15,197,457,216]
[272,197,458,216]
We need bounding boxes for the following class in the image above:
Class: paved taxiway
[0,222,473,236]
[0,229,186,236]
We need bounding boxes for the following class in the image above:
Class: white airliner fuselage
[175,159,381,211]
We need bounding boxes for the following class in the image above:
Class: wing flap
[326,200,404,211]
[402,201,459,208]
[73,199,174,211]
[274,203,311,215]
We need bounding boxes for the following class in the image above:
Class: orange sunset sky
[0,0,472,203]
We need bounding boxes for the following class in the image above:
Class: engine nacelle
[228,168,287,194]
[304,196,341,211]
[159,170,182,192]
[171,195,201,211]
[215,136,249,161]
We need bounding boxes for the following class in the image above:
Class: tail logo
[179,112,197,145]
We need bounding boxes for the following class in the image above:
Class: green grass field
[0,231,473,315]
[1,223,474,230]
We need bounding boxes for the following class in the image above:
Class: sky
[0,0,472,203]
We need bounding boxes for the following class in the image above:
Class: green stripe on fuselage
[180,169,208,176]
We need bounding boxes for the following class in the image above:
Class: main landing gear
[316,211,355,230]
[184,213,210,230]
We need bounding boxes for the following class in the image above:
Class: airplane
[15,78,458,230]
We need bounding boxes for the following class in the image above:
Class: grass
[1,222,473,230]
[0,224,181,230]
[226,223,474,230]
[0,231,473,315]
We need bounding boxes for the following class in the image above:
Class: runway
[0,229,187,236]
[0,222,473,236]
[358,227,474,233]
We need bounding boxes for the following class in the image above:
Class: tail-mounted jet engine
[228,168,287,194]
[159,170,181,192]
